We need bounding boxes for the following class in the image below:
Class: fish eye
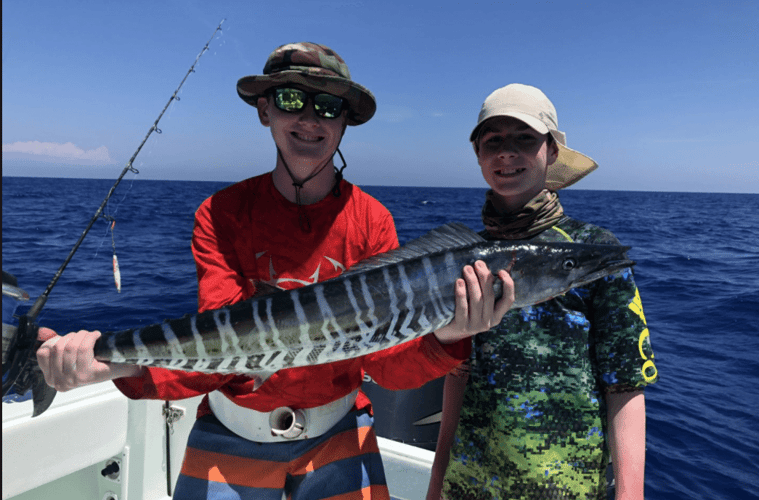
[562,258,577,271]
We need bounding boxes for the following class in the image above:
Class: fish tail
[2,317,58,417]
[31,370,57,417]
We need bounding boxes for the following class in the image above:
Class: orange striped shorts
[173,408,390,500]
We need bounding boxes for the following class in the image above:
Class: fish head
[506,241,635,307]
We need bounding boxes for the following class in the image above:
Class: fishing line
[93,78,185,289]
[91,183,132,280]
[89,25,213,272]
[24,19,226,321]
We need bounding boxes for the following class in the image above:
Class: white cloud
[2,141,114,163]
[374,105,418,123]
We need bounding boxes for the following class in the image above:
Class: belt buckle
[269,407,306,439]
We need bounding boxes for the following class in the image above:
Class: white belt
[208,388,359,442]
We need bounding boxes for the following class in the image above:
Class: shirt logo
[251,252,346,288]
[629,288,657,382]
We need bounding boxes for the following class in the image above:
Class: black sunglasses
[270,88,346,119]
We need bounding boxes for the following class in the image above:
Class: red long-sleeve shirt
[114,173,468,415]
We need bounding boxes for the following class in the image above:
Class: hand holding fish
[36,328,143,392]
[433,261,514,344]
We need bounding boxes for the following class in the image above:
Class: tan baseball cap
[470,84,598,190]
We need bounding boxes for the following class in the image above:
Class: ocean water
[2,176,758,500]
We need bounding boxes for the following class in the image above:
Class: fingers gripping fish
[3,223,634,417]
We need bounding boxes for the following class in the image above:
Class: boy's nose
[298,101,320,122]
[497,138,518,156]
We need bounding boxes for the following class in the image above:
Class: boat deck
[2,384,433,500]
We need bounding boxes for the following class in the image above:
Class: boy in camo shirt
[427,84,658,500]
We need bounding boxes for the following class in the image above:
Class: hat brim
[546,143,599,190]
[237,71,376,126]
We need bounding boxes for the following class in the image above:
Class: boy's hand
[36,328,143,391]
[434,260,514,344]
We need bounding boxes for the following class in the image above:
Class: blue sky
[3,0,757,193]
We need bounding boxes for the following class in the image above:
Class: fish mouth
[573,246,636,288]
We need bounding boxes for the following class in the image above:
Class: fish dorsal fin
[251,281,285,297]
[342,222,485,276]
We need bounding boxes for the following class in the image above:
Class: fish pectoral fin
[250,370,276,391]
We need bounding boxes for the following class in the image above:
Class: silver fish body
[91,223,633,375]
[4,222,634,417]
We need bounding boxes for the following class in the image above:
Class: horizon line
[2,175,756,196]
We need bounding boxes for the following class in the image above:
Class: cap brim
[469,111,550,142]
[237,72,376,126]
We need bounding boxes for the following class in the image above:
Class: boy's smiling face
[257,89,347,179]
[475,116,559,213]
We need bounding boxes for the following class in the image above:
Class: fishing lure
[113,255,121,293]
[111,221,121,293]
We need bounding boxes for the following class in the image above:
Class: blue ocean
[2,176,758,499]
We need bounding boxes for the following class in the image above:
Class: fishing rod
[25,19,225,321]
[1,19,225,407]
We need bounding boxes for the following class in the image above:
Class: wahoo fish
[3,222,634,417]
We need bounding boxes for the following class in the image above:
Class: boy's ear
[257,97,271,126]
[547,139,560,165]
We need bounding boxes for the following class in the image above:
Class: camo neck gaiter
[481,189,564,240]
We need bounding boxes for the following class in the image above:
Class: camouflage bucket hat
[471,84,599,190]
[237,42,376,126]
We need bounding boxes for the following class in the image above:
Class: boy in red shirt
[36,43,513,499]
